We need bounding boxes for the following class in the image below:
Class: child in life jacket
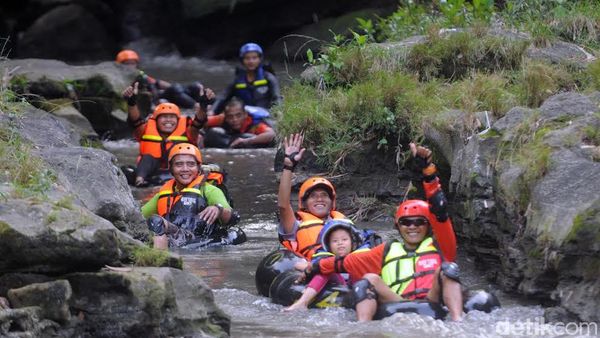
[283,219,367,311]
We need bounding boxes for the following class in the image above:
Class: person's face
[242,52,261,71]
[397,216,429,248]
[121,60,138,70]
[170,154,199,186]
[305,188,333,218]
[328,228,352,256]
[156,114,178,134]
[224,105,247,131]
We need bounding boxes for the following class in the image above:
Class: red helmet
[395,199,434,225]
[116,50,139,64]
[168,143,202,165]
[152,102,181,118]
[298,176,336,210]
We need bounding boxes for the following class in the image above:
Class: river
[103,56,597,338]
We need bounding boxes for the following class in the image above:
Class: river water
[102,57,597,338]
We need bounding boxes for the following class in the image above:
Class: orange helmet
[298,176,336,210]
[116,50,139,64]
[395,200,433,225]
[168,143,202,165]
[152,102,181,118]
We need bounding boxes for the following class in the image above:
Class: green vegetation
[131,245,171,267]
[277,0,600,172]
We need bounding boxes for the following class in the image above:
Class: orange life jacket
[282,210,347,260]
[139,117,189,167]
[157,175,206,217]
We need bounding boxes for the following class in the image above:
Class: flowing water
[103,57,598,338]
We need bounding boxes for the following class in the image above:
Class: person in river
[283,219,369,311]
[306,143,464,321]
[209,43,281,115]
[142,143,245,249]
[198,97,275,148]
[116,49,210,109]
[122,83,215,186]
[278,133,380,260]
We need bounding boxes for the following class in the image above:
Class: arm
[141,194,159,218]
[231,123,275,148]
[411,143,457,262]
[278,133,305,235]
[266,72,282,107]
[122,82,145,139]
[199,184,232,225]
[188,87,217,140]
[316,243,386,282]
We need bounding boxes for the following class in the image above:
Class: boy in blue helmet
[209,43,281,114]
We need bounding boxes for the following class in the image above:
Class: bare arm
[278,133,305,234]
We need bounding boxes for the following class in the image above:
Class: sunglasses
[397,218,429,227]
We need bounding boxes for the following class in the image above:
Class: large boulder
[65,268,230,337]
[17,4,116,62]
[7,280,72,324]
[426,91,600,322]
[0,198,135,274]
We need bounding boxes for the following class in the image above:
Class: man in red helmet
[307,143,463,321]
[122,83,215,186]
[142,143,245,249]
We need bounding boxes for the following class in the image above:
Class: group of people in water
[118,43,465,322]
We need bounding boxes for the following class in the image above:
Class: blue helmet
[239,43,263,58]
[319,219,362,253]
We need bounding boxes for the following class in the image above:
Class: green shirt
[141,183,231,218]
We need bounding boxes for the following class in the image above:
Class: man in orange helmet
[122,83,215,186]
[306,143,463,321]
[277,133,357,261]
[142,143,245,249]
[116,49,171,99]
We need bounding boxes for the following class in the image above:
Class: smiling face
[328,228,353,256]
[304,187,333,218]
[156,113,178,134]
[170,154,199,187]
[397,216,429,249]
[224,104,247,131]
[242,51,261,71]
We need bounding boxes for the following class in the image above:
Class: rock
[0,198,135,274]
[0,306,59,337]
[539,91,598,120]
[50,102,99,140]
[0,273,53,297]
[18,4,115,62]
[7,280,72,324]
[527,40,597,67]
[65,268,230,337]
[0,107,79,148]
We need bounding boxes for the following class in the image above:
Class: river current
[102,56,597,338]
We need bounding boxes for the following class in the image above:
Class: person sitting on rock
[198,97,275,148]
[307,143,464,321]
[142,143,245,249]
[122,83,215,186]
[283,219,369,311]
[116,49,209,109]
[209,43,281,115]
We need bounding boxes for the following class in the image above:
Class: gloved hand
[410,142,433,170]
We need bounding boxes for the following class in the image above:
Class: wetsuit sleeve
[141,193,159,218]
[423,176,457,262]
[318,243,386,282]
[265,72,282,107]
[132,121,147,141]
[205,114,225,128]
[252,122,273,135]
[203,184,231,209]
[212,83,235,114]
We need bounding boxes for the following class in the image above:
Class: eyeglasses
[397,218,429,227]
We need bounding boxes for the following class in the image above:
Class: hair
[225,97,244,111]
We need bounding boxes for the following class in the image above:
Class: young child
[283,219,366,311]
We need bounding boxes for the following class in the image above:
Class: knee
[352,278,378,305]
[440,262,461,283]
[147,215,166,236]
[363,273,381,284]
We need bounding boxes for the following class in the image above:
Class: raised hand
[122,82,139,99]
[283,133,305,170]
[409,142,432,170]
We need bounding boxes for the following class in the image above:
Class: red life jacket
[139,117,189,167]
[157,175,206,217]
